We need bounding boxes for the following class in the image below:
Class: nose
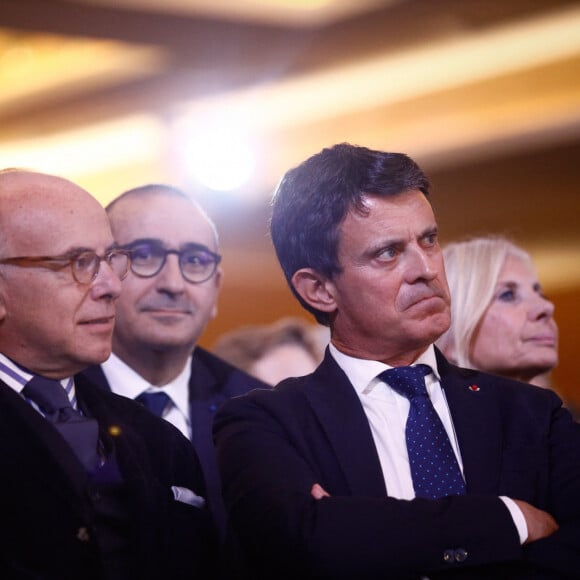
[529,292,555,321]
[155,253,186,294]
[405,245,438,283]
[91,259,122,300]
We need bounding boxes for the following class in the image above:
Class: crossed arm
[311,483,559,544]
[214,388,580,578]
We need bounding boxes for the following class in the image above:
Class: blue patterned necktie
[380,365,466,499]
[23,375,100,472]
[136,391,170,417]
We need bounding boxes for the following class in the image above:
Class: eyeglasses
[121,241,221,284]
[0,249,131,285]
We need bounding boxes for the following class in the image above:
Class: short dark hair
[270,143,430,325]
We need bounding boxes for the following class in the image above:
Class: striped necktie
[23,375,100,471]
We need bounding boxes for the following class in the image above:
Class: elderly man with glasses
[81,183,267,549]
[0,169,216,579]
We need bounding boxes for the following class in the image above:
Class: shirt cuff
[500,496,528,544]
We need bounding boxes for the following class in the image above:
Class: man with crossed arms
[214,144,580,579]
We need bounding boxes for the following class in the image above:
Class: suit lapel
[80,364,110,392]
[0,381,90,507]
[75,376,150,484]
[188,354,215,452]
[436,351,503,494]
[74,376,160,563]
[300,350,505,498]
[304,353,387,497]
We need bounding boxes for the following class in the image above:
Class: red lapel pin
[468,384,480,392]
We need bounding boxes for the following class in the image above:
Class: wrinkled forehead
[0,172,112,255]
[109,193,218,250]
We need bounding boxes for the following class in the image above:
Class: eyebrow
[366,225,439,255]
[53,244,118,257]
[120,238,164,248]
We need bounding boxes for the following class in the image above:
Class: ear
[291,268,337,315]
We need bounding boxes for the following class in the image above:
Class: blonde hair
[437,236,531,368]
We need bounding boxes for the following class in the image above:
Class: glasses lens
[107,250,130,280]
[72,251,100,284]
[129,243,165,277]
[180,248,218,283]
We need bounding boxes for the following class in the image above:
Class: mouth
[402,291,445,311]
[79,315,115,326]
[525,335,557,347]
[141,307,192,315]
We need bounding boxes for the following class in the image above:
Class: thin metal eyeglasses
[121,240,222,284]
[0,248,131,285]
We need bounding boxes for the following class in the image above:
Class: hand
[311,483,330,500]
[512,499,559,543]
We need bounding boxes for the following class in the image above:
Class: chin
[527,350,559,371]
[159,329,195,343]
[82,347,113,366]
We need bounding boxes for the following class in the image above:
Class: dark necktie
[23,376,100,472]
[380,365,466,499]
[136,391,170,417]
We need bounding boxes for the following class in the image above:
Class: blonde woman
[437,235,558,388]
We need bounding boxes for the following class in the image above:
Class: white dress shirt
[328,343,527,543]
[101,352,192,440]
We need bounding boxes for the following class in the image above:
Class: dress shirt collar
[101,352,192,419]
[328,343,440,396]
[0,352,76,403]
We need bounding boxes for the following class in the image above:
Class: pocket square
[171,485,205,508]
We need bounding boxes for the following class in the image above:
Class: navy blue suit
[0,374,216,580]
[214,348,580,579]
[82,346,268,540]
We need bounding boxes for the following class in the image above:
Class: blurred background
[1,0,579,405]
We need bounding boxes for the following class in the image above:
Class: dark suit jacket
[82,346,268,540]
[0,374,216,580]
[213,348,580,579]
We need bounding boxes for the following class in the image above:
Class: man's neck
[112,345,194,387]
[330,339,430,367]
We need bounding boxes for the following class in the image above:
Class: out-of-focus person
[81,183,268,546]
[436,235,558,389]
[212,317,328,386]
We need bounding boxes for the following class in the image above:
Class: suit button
[76,527,91,542]
[455,548,468,562]
[443,549,454,563]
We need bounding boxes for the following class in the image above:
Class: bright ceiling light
[175,116,256,192]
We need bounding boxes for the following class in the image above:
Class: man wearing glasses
[0,169,216,579]
[81,183,267,545]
